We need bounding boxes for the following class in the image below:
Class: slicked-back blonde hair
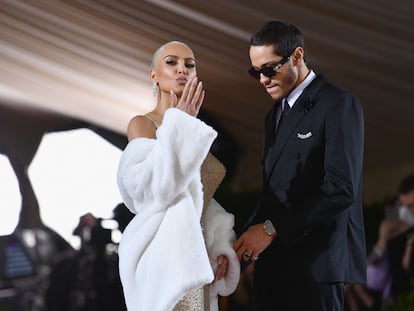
[150,41,192,69]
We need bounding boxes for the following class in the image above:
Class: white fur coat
[117,108,240,311]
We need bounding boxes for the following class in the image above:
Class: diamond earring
[152,82,158,97]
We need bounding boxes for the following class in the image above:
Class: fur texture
[117,108,239,311]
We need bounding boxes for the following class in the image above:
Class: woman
[116,41,240,311]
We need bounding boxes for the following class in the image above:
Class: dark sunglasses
[248,55,290,79]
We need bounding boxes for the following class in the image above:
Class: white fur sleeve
[117,108,217,213]
[204,199,240,300]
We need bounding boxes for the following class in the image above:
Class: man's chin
[266,88,283,101]
[268,93,282,101]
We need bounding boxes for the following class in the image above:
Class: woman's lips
[176,77,187,85]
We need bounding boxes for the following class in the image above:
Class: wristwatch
[263,220,277,236]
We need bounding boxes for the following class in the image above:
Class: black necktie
[276,99,290,132]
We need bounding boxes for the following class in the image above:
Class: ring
[252,255,259,261]
[243,252,251,258]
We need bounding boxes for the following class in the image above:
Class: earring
[152,82,158,97]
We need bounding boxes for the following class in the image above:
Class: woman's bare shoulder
[127,115,156,141]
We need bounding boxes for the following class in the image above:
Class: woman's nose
[177,62,187,74]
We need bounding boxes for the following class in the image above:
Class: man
[233,20,366,311]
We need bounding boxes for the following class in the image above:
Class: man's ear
[292,47,305,65]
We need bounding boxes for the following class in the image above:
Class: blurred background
[1,0,413,310]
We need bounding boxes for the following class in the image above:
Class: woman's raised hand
[170,76,204,117]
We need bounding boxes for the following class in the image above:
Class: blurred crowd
[346,174,414,311]
[0,203,133,311]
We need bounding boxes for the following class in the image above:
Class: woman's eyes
[165,60,195,68]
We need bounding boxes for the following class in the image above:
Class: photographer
[386,175,414,301]
[366,174,414,307]
[46,211,128,311]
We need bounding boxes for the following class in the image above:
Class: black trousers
[251,281,345,311]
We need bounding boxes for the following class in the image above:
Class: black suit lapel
[264,100,282,153]
[264,101,306,177]
[264,74,327,182]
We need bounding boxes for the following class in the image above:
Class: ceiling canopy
[1,0,413,202]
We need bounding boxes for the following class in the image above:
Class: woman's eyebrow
[163,55,195,61]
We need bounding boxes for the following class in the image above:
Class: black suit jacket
[250,74,366,285]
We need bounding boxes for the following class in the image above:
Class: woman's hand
[212,255,228,285]
[170,76,204,117]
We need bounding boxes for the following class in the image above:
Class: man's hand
[233,223,275,262]
[376,218,409,251]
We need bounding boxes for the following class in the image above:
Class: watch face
[264,220,275,235]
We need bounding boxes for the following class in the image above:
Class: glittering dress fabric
[173,152,226,311]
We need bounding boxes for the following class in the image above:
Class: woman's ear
[150,70,156,83]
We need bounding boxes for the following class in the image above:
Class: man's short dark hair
[250,20,305,58]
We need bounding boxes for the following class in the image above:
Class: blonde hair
[150,41,192,69]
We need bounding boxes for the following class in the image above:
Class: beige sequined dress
[173,152,226,311]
